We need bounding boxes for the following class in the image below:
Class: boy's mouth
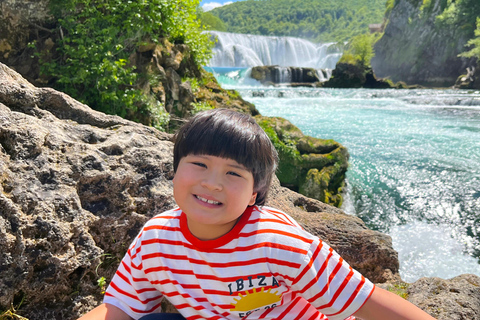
[195,195,222,205]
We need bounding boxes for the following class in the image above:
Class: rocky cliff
[371,0,477,87]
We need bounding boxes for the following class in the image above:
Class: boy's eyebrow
[194,155,249,171]
[226,163,249,171]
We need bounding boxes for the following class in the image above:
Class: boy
[79,108,436,320]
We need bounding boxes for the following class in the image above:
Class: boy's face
[173,154,257,241]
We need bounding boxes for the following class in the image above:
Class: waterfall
[207,31,342,70]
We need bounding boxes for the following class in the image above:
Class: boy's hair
[174,108,278,206]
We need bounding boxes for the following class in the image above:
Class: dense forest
[202,0,388,42]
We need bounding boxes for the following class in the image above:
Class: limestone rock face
[371,0,476,87]
[407,274,480,320]
[0,62,176,318]
[0,0,52,84]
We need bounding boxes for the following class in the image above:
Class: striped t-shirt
[104,206,374,319]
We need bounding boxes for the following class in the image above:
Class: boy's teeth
[197,195,221,205]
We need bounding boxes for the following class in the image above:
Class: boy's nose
[200,173,223,191]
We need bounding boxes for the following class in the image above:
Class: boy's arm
[77,303,133,320]
[354,286,437,320]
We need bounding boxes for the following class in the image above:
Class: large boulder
[250,65,324,86]
[322,63,396,89]
[0,62,176,318]
[1,62,399,319]
[407,274,480,320]
[454,66,480,90]
[379,274,480,320]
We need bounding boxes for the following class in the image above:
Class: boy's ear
[249,192,257,206]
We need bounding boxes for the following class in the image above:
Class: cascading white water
[207,31,342,70]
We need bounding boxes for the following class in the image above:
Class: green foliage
[97,276,107,294]
[183,77,200,93]
[40,0,212,128]
[208,0,387,42]
[190,101,214,114]
[434,0,480,62]
[420,0,434,14]
[339,33,379,68]
[385,0,396,17]
[436,0,480,35]
[459,17,480,61]
[385,282,410,300]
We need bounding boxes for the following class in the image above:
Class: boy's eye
[192,162,207,168]
[227,171,241,177]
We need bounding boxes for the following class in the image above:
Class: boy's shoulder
[252,205,303,229]
[249,206,317,242]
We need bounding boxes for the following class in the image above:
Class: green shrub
[41,0,212,128]
[339,33,379,68]
[459,17,480,62]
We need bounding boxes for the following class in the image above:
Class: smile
[195,195,222,205]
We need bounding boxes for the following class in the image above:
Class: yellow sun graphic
[230,288,282,312]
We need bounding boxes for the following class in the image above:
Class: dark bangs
[173,109,278,205]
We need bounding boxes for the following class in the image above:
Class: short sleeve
[103,235,164,319]
[291,238,374,320]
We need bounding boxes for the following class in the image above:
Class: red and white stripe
[104,206,374,319]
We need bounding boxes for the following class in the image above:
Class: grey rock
[407,274,480,320]
[371,0,476,87]
[0,62,176,319]
[250,65,323,85]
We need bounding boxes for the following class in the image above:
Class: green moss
[385,282,410,300]
[190,101,214,114]
[256,115,349,207]
[226,89,241,99]
[258,120,302,185]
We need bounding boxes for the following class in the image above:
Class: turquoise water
[220,83,480,282]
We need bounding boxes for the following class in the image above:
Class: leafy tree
[459,17,480,62]
[40,0,212,129]
[436,0,480,35]
[339,33,379,68]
